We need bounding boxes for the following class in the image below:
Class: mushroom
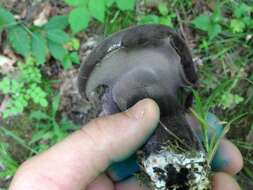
[78,25,211,190]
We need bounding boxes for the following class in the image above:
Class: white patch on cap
[107,42,122,53]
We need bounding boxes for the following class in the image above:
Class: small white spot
[107,42,122,52]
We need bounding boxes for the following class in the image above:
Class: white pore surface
[143,151,210,190]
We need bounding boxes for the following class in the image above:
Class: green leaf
[230,19,246,33]
[116,0,136,11]
[208,23,221,39]
[192,14,221,39]
[243,16,251,26]
[64,0,87,6]
[220,92,244,109]
[44,15,69,30]
[48,40,67,61]
[10,95,27,113]
[0,77,11,94]
[39,99,48,107]
[88,0,105,22]
[30,129,49,144]
[31,32,47,65]
[105,0,115,7]
[71,38,80,50]
[28,85,48,107]
[234,95,244,104]
[70,52,80,64]
[10,80,22,92]
[8,26,31,57]
[235,3,251,18]
[62,56,73,70]
[0,6,16,30]
[69,7,90,33]
[158,3,169,16]
[60,117,77,130]
[191,14,210,31]
[46,29,70,44]
[212,4,223,23]
[138,15,160,25]
[30,111,50,120]
[159,17,173,27]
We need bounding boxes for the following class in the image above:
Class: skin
[9,99,242,190]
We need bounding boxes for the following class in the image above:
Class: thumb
[10,99,160,190]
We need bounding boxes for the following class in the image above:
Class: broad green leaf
[192,14,222,39]
[48,40,67,61]
[46,29,70,44]
[69,7,90,33]
[44,15,68,30]
[235,3,251,18]
[88,0,105,22]
[191,14,210,31]
[0,6,16,30]
[105,0,115,7]
[32,32,47,65]
[158,3,169,16]
[208,23,221,39]
[64,0,87,6]
[8,26,31,57]
[116,0,136,11]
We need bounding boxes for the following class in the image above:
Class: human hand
[9,99,242,190]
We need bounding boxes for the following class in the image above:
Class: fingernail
[206,113,223,138]
[108,155,139,182]
[211,145,229,171]
[207,113,229,171]
[126,99,148,120]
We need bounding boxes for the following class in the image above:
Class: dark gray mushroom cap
[78,25,197,116]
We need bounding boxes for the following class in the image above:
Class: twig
[175,9,188,43]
